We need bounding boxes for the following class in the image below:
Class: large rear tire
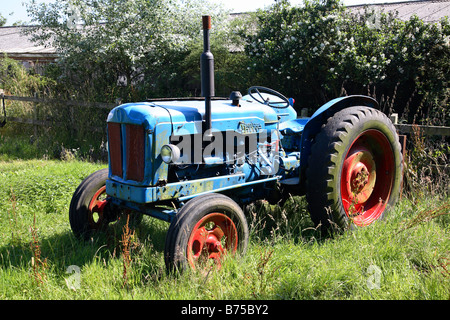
[306,106,403,233]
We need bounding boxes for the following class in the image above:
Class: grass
[0,158,448,300]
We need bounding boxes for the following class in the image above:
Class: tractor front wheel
[164,193,249,273]
[69,169,142,240]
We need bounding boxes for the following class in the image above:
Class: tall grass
[0,159,448,300]
[402,125,449,201]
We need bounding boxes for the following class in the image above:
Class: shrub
[244,0,450,125]
[0,55,56,96]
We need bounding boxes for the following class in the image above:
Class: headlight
[161,144,180,164]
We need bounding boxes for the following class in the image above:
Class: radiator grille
[125,124,145,182]
[107,123,123,177]
[108,123,145,182]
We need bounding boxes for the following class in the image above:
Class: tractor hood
[106,98,288,134]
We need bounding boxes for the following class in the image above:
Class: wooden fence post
[33,92,39,137]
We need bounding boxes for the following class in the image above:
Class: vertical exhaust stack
[201,15,214,135]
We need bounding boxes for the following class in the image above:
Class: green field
[0,159,448,300]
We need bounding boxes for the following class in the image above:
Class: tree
[24,0,232,102]
[0,13,6,27]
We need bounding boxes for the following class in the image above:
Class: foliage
[403,125,450,200]
[0,55,56,96]
[244,0,450,125]
[21,0,450,125]
[0,13,6,27]
[24,0,234,102]
[3,0,448,167]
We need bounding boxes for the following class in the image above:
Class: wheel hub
[351,163,369,192]
[340,129,396,226]
[342,147,376,210]
[88,186,108,229]
[187,213,238,270]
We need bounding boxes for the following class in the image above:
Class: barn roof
[0,26,56,60]
[348,0,450,23]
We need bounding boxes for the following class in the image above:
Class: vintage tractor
[69,16,403,272]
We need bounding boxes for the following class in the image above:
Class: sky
[1,0,416,26]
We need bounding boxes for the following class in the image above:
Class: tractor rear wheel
[306,106,403,233]
[164,193,249,273]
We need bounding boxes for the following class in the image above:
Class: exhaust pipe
[201,15,214,134]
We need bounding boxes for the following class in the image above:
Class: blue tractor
[69,16,403,272]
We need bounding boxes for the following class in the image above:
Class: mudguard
[298,95,379,191]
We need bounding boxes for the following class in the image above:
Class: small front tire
[69,169,142,239]
[164,193,249,273]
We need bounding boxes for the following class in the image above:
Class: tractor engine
[105,91,303,211]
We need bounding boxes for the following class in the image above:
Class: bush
[0,55,55,96]
[243,0,450,125]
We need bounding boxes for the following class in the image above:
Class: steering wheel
[248,86,290,109]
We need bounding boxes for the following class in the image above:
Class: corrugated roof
[0,26,56,57]
[348,0,450,23]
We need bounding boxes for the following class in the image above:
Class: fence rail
[2,94,116,109]
[1,94,117,134]
[394,124,450,137]
[1,94,450,137]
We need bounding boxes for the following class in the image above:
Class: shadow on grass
[0,215,169,274]
[243,195,327,245]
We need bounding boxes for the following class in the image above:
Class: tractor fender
[297,95,379,192]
